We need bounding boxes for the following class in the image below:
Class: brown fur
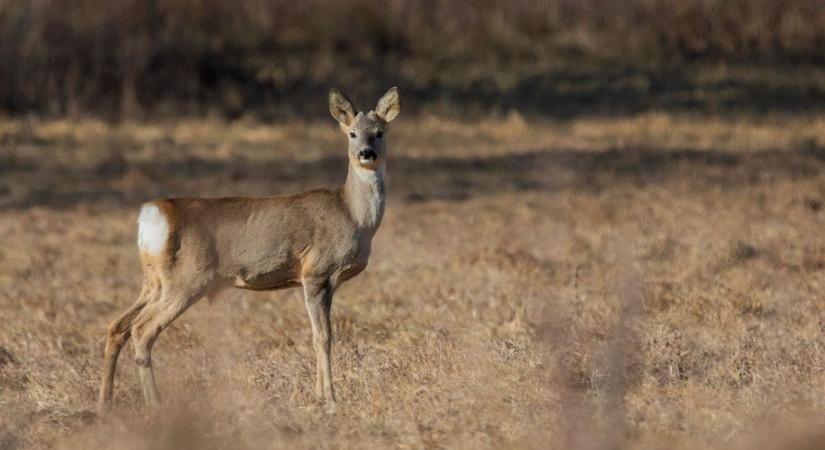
[97,88,400,412]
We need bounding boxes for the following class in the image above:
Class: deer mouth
[358,148,378,164]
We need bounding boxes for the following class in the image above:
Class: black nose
[358,148,377,160]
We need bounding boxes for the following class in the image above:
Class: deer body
[141,169,383,291]
[98,88,399,412]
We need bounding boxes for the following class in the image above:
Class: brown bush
[2,0,825,118]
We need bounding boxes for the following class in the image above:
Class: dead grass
[1,114,825,449]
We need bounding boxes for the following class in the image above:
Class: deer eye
[349,132,356,138]
[376,131,383,138]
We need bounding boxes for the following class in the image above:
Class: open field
[1,113,825,449]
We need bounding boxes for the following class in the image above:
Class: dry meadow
[1,113,825,449]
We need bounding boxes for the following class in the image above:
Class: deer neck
[342,162,386,232]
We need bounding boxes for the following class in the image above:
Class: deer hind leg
[302,277,336,407]
[130,280,208,409]
[97,271,160,413]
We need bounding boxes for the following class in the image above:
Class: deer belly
[233,265,301,290]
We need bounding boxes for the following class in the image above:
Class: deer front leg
[302,277,336,408]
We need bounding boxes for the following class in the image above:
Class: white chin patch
[137,203,169,254]
[354,164,385,182]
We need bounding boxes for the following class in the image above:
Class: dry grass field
[1,113,825,449]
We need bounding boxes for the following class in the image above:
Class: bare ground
[1,113,824,449]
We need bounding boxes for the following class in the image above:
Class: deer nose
[358,148,377,161]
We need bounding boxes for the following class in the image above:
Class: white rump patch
[137,203,169,254]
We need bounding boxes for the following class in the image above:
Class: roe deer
[98,87,400,412]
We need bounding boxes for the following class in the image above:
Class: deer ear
[329,88,356,126]
[375,87,400,122]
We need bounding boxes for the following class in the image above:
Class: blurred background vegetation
[2,0,825,119]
